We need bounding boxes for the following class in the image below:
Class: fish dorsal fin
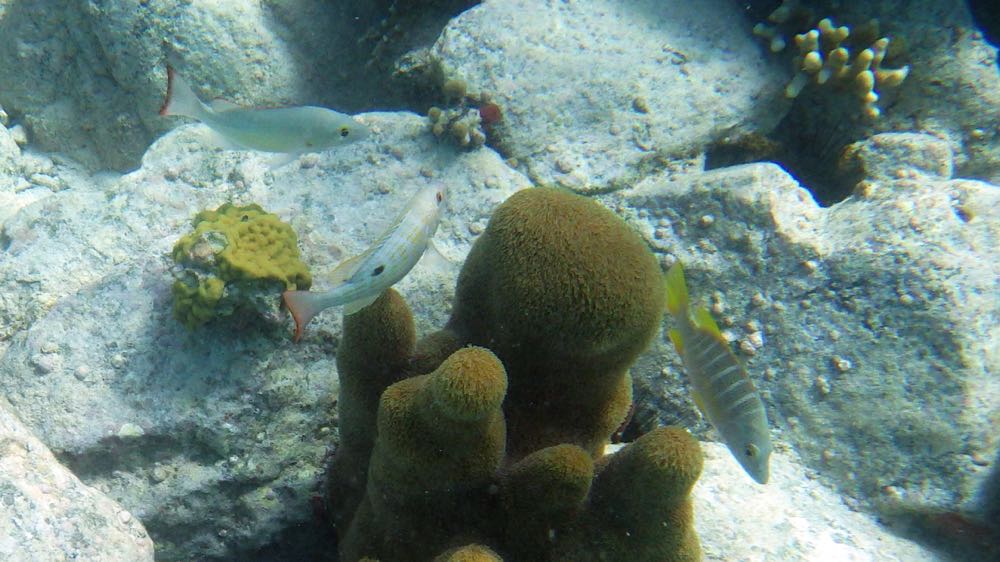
[344,293,381,316]
[668,328,685,355]
[210,98,241,112]
[326,253,367,286]
[693,307,724,338]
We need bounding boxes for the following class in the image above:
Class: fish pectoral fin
[267,152,301,170]
[203,128,248,151]
[418,240,453,274]
[210,98,240,112]
[344,293,381,316]
[326,254,366,286]
[668,328,684,355]
[693,307,724,338]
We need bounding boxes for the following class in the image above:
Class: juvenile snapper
[665,262,772,484]
[159,66,369,156]
[283,185,446,342]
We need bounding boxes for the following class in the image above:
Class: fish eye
[436,191,443,203]
[745,444,759,458]
[340,126,350,138]
[371,265,384,276]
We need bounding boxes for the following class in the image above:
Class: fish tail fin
[282,290,328,343]
[665,261,689,317]
[159,65,208,118]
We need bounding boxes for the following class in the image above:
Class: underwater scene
[0,0,998,560]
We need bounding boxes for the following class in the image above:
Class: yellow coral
[170,202,310,329]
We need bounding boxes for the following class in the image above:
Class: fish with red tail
[283,185,446,342]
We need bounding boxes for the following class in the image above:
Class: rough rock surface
[691,441,937,562]
[614,132,1000,519]
[429,0,787,192]
[0,112,530,560]
[0,397,154,561]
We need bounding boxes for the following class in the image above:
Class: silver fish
[283,185,446,342]
[665,262,772,484]
[159,66,369,156]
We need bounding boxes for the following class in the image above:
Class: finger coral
[170,202,311,329]
[753,2,909,118]
[325,187,701,561]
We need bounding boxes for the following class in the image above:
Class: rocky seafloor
[1,0,998,560]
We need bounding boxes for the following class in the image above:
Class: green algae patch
[170,203,311,330]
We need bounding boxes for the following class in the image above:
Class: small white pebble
[821,449,836,463]
[803,259,819,273]
[747,330,764,348]
[744,319,761,332]
[74,365,91,381]
[163,167,179,181]
[739,340,756,355]
[832,355,852,372]
[110,353,126,369]
[699,214,715,227]
[899,293,915,305]
[710,302,725,315]
[40,341,59,354]
[298,153,319,169]
[882,485,903,500]
[653,227,668,240]
[151,466,168,482]
[751,292,767,307]
[117,510,132,524]
[117,423,144,438]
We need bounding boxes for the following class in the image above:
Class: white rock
[0,397,154,561]
[430,0,786,192]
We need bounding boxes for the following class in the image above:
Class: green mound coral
[326,188,700,561]
[170,202,310,329]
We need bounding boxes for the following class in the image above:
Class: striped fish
[283,185,446,342]
[665,262,772,484]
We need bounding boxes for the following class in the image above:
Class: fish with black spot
[283,185,446,342]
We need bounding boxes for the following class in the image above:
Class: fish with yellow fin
[665,262,772,484]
